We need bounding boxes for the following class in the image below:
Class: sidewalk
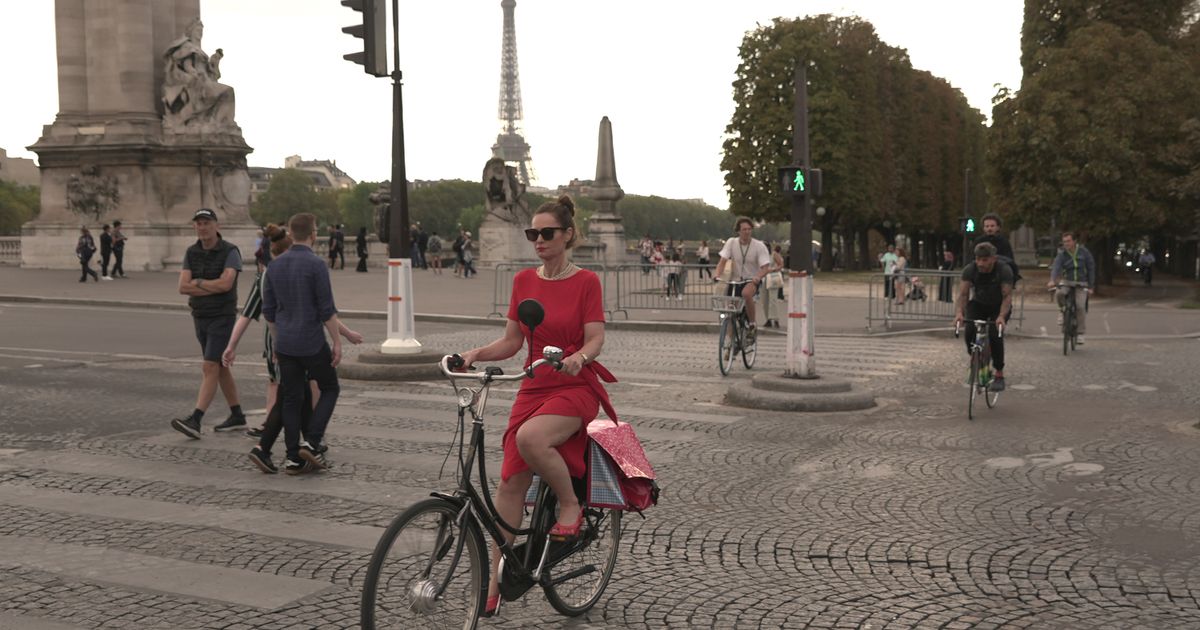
[2,265,1196,337]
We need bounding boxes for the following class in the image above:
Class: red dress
[501,268,615,482]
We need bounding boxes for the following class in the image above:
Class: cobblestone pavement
[1,322,1200,629]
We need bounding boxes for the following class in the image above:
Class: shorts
[193,315,235,363]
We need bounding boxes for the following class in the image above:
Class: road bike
[1053,281,1086,355]
[711,280,758,376]
[955,318,1001,420]
[360,305,621,629]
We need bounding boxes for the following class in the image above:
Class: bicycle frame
[434,354,593,602]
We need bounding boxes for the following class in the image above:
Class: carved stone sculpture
[162,18,238,133]
[65,165,120,221]
[482,157,531,225]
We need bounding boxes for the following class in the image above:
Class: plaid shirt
[261,245,338,357]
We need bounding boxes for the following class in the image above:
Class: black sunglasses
[524,227,567,242]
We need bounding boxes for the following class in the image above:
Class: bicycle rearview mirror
[516,299,545,331]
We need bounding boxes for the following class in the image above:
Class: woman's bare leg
[515,415,583,529]
[487,469,533,603]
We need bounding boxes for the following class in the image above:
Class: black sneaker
[248,447,278,474]
[283,459,312,475]
[170,416,201,439]
[245,426,264,438]
[213,413,247,432]
[299,442,327,470]
[990,377,1006,392]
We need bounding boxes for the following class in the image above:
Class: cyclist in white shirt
[712,216,772,338]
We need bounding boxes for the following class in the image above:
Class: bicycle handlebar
[439,347,564,383]
[954,319,1003,339]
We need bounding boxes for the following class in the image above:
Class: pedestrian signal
[778,166,807,198]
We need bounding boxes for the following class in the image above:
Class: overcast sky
[0,1,1023,209]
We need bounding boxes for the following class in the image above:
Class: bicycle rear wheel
[741,315,758,369]
[361,498,486,630]
[718,317,736,376]
[985,380,1000,408]
[543,507,622,616]
[967,354,979,421]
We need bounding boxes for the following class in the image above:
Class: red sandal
[548,510,584,541]
[481,594,500,618]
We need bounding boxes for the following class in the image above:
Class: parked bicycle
[711,280,758,376]
[1054,281,1086,355]
[360,313,621,629]
[955,318,1001,420]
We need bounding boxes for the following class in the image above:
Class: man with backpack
[452,230,466,277]
[427,231,444,274]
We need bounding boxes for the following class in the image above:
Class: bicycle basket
[710,296,745,314]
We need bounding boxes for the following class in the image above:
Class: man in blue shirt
[262,213,344,474]
[1047,231,1096,345]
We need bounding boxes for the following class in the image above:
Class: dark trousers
[884,273,894,298]
[112,249,125,276]
[964,301,1004,371]
[100,251,111,277]
[697,258,712,279]
[276,344,340,460]
[356,256,368,272]
[79,254,98,281]
[259,380,314,456]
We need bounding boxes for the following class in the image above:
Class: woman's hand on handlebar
[560,353,585,377]
[453,350,479,372]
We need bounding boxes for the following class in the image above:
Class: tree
[0,181,39,235]
[251,168,320,226]
[989,22,1200,283]
[337,182,378,233]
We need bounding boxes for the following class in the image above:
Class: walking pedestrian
[879,244,898,299]
[938,250,956,303]
[261,212,345,474]
[170,208,245,438]
[638,234,654,274]
[762,245,785,327]
[111,220,128,278]
[893,247,909,305]
[1138,250,1155,285]
[427,231,444,274]
[335,224,347,269]
[355,226,369,272]
[452,230,466,276]
[99,224,114,280]
[696,240,712,279]
[327,225,339,269]
[75,227,100,282]
[417,224,429,270]
[461,231,477,278]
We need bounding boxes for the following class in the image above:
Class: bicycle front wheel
[718,317,736,376]
[741,316,758,369]
[361,498,486,630]
[543,507,622,616]
[967,354,979,421]
[985,382,1000,408]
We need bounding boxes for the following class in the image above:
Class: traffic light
[960,217,977,234]
[342,0,387,77]
[779,166,807,197]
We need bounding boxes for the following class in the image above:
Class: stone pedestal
[478,215,537,268]
[588,214,633,264]
[23,0,255,270]
[725,373,875,412]
[1012,225,1038,268]
[339,349,446,381]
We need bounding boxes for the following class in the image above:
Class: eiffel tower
[492,0,536,186]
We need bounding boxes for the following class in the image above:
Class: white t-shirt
[718,237,771,281]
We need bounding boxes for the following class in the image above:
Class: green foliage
[251,169,324,226]
[989,22,1200,240]
[337,182,378,233]
[0,181,39,235]
[721,15,988,241]
[407,180,484,237]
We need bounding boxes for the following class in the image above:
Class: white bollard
[381,258,422,354]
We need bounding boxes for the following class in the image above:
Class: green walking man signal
[961,217,977,234]
[792,170,806,192]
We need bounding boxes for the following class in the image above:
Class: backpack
[427,237,442,253]
[452,237,463,253]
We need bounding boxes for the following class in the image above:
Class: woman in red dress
[459,195,613,616]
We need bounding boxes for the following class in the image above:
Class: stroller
[906,276,928,301]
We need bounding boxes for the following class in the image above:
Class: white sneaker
[1076,334,1085,345]
[101,276,114,281]
[677,296,684,301]
[1056,312,1063,326]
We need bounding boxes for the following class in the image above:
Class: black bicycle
[955,318,1001,420]
[360,303,621,629]
[1054,281,1086,355]
[712,280,758,376]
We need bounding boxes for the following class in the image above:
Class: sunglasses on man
[524,227,567,242]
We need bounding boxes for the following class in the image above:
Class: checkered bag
[585,439,626,509]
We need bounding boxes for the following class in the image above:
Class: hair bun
[265,223,287,242]
[556,195,576,216]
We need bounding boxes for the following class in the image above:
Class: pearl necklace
[537,262,577,281]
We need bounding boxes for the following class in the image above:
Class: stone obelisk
[24,0,255,270]
[588,116,631,262]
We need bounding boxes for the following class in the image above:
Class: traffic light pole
[786,64,817,379]
[381,0,420,354]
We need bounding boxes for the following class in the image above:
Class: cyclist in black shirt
[954,241,1014,391]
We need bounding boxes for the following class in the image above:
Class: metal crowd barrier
[866,268,1025,332]
[491,262,790,321]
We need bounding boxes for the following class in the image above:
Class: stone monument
[588,116,632,262]
[1011,224,1038,267]
[24,0,255,270]
[478,157,536,266]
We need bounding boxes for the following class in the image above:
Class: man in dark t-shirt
[955,241,1014,391]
